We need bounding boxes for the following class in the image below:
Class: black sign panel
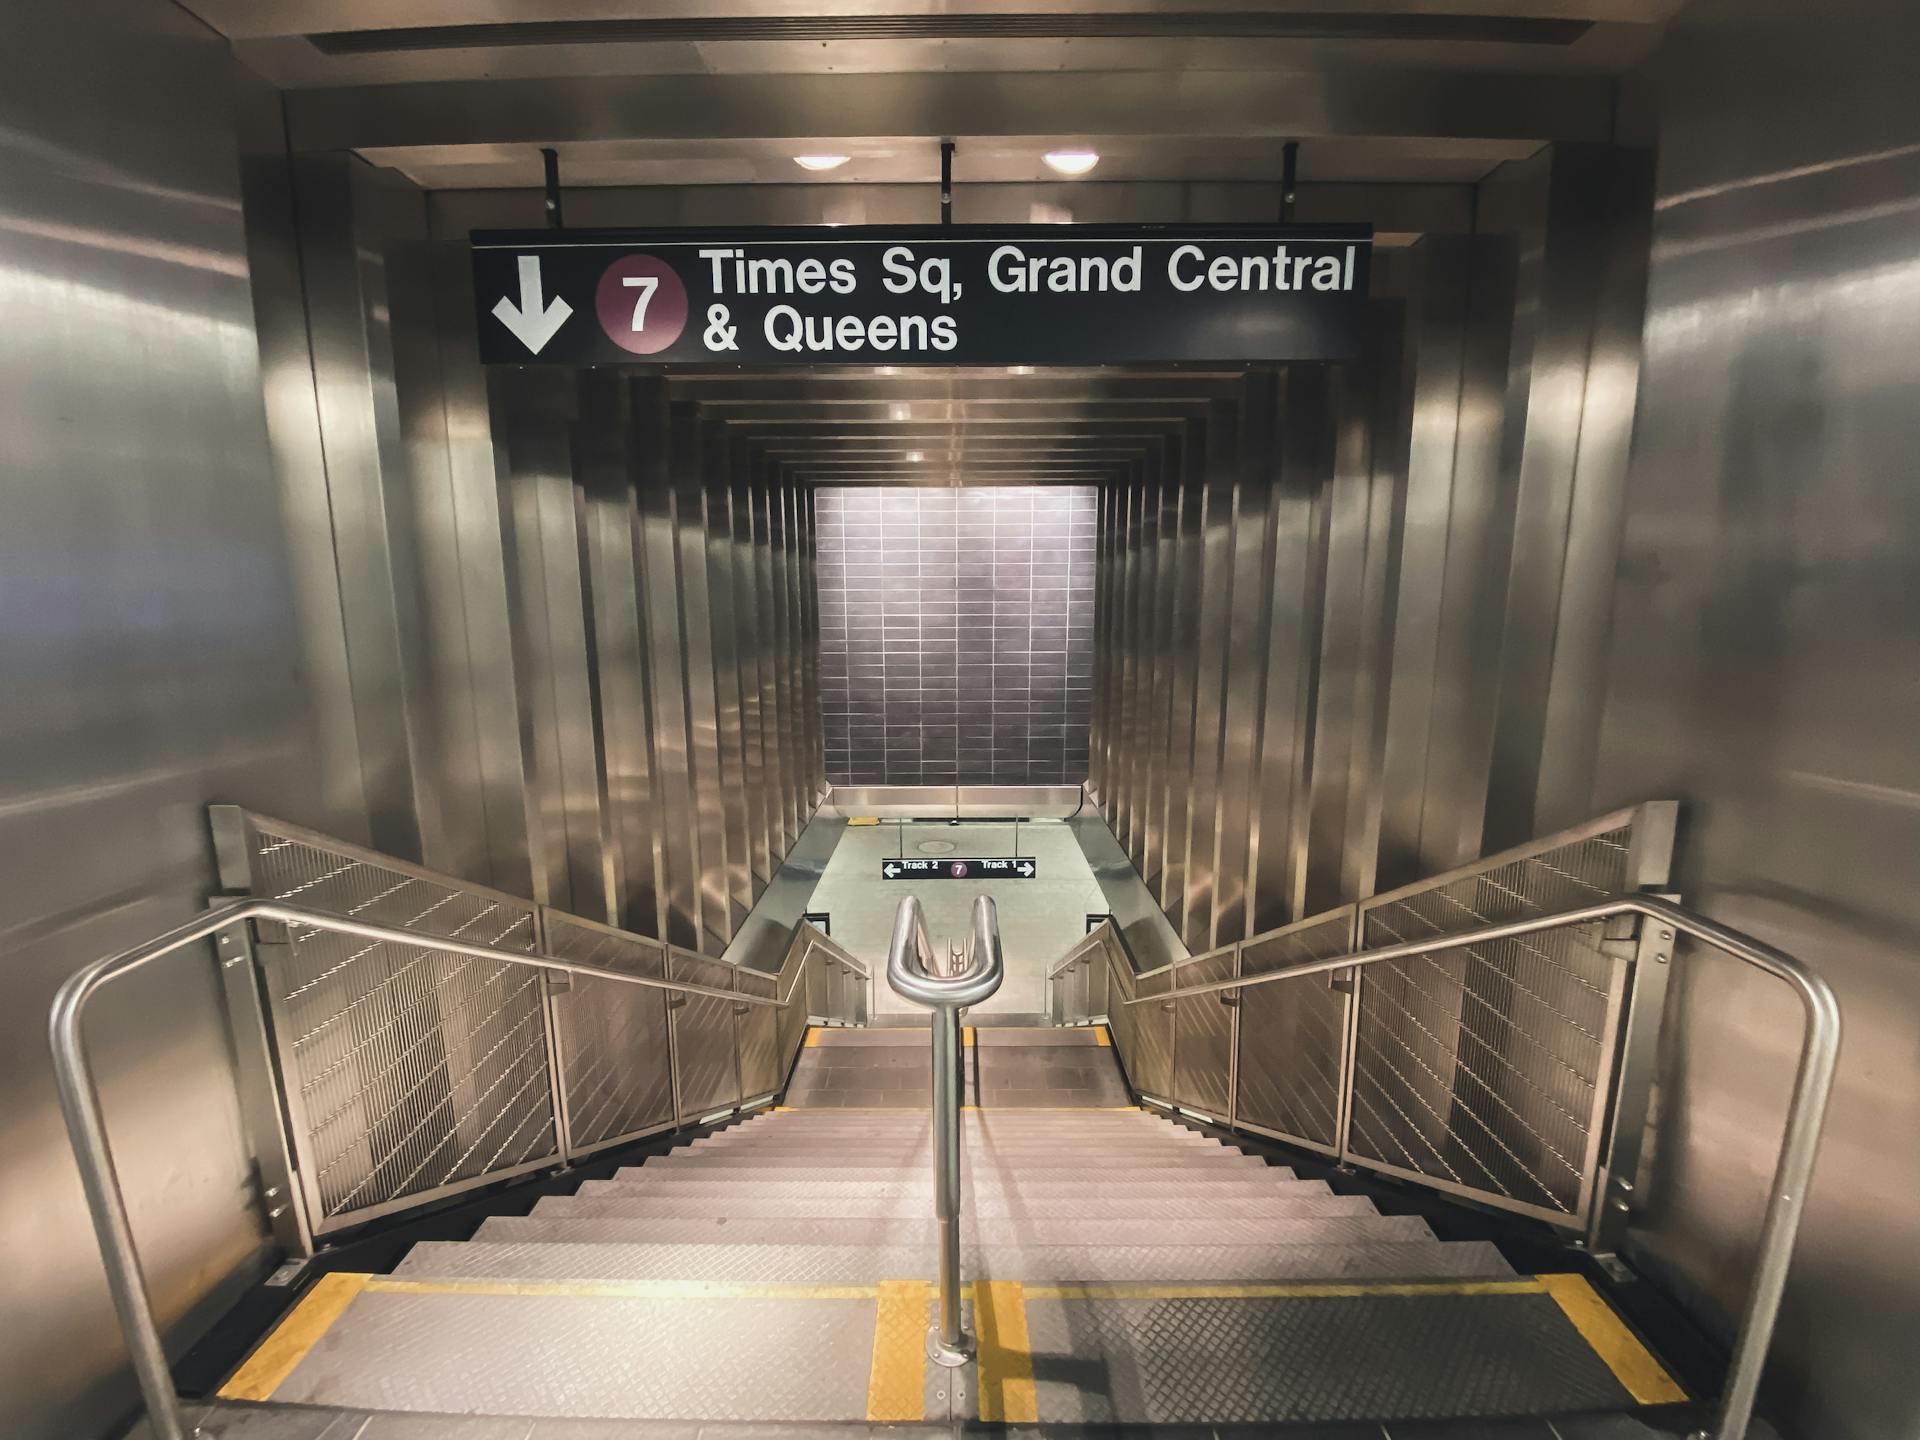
[471,223,1371,367]
[880,857,1039,881]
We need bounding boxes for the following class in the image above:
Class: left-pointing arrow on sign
[492,255,572,354]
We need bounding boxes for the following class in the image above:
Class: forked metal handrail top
[887,894,1004,1010]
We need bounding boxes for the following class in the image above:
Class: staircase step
[576,1181,1364,1215]
[558,1186,1339,1220]
[479,1210,1482,1254]
[677,1142,1239,1162]
[646,1151,1264,1170]
[604,1168,1297,1191]
[397,1231,1505,1284]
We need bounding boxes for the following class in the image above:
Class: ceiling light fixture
[793,154,851,172]
[1042,148,1100,177]
[906,450,925,463]
[891,404,912,421]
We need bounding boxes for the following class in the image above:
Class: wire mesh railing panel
[1131,968,1175,1098]
[775,937,812,1066]
[238,817,558,1228]
[668,951,742,1116]
[1103,937,1139,1069]
[736,969,780,1097]
[541,913,674,1154]
[1234,909,1356,1153]
[1348,816,1641,1225]
[1170,950,1236,1116]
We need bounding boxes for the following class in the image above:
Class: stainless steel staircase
[188,1025,1687,1434]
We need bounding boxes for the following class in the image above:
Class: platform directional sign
[472,223,1372,366]
[880,857,1039,881]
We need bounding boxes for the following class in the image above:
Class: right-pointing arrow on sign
[1017,861,1035,877]
[492,254,572,354]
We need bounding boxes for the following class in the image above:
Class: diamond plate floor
[1022,1290,1637,1423]
[215,1047,1682,1431]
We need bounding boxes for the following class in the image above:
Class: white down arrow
[492,255,572,354]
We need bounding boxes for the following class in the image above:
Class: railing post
[1586,911,1675,1253]
[929,1000,970,1364]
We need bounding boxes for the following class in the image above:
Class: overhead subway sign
[471,224,1372,366]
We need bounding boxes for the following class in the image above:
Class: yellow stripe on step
[1093,1024,1111,1046]
[219,1271,369,1401]
[963,1026,976,1047]
[974,1279,1038,1422]
[1537,1272,1687,1404]
[866,1279,930,1421]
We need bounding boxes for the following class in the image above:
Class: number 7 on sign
[623,275,660,331]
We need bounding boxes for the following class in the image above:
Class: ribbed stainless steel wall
[249,152,827,958]
[1089,144,1653,959]
[1591,1,1920,1434]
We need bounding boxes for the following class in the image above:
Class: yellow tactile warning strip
[1537,1272,1688,1404]
[803,1028,825,1047]
[963,1026,977,1047]
[218,1272,369,1400]
[974,1279,1039,1422]
[1094,1024,1112,1046]
[847,816,881,826]
[866,1279,931,1421]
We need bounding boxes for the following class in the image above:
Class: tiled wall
[816,486,1097,786]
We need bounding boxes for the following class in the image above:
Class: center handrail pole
[886,893,1003,1365]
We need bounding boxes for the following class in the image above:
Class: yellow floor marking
[365,1276,876,1301]
[848,816,881,826]
[1093,1024,1112,1046]
[974,1279,1038,1422]
[219,1272,370,1401]
[866,1279,930,1421]
[804,1029,825,1047]
[1537,1273,1687,1404]
[963,1026,977,1047]
[1023,1279,1546,1302]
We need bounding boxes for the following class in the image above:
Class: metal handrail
[1111,893,1838,1440]
[49,898,825,1440]
[885,894,1003,1365]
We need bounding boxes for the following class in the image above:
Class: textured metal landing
[1023,1291,1637,1423]
[160,1401,1687,1439]
[268,1289,876,1420]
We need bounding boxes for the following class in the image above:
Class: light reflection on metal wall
[270,160,826,961]
[0,26,335,1440]
[1089,145,1653,954]
[1591,2,1920,1434]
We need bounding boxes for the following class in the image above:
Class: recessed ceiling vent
[309,12,1593,56]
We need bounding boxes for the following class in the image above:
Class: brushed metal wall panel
[1181,402,1237,951]
[701,425,754,929]
[1591,3,1920,1431]
[1213,373,1279,945]
[670,405,735,952]
[0,20,328,1436]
